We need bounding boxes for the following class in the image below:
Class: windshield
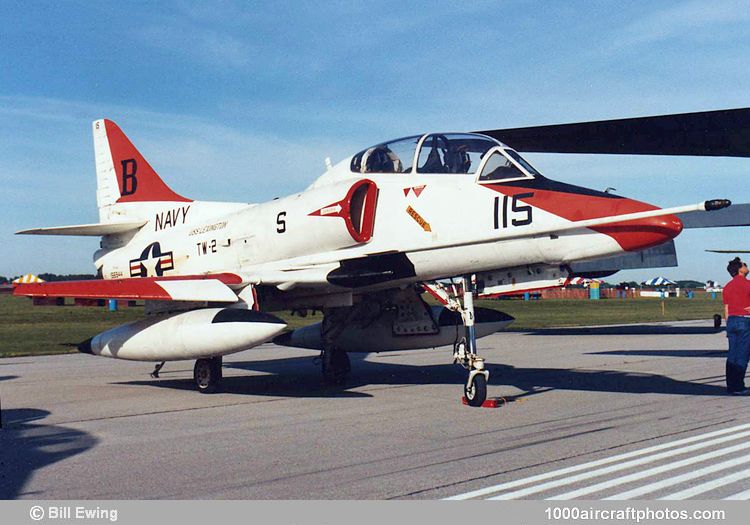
[416,133,497,174]
[478,148,541,182]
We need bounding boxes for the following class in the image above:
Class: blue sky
[2,0,750,283]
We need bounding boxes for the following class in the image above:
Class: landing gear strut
[194,356,223,393]
[452,275,489,407]
[150,361,165,378]
[320,307,352,385]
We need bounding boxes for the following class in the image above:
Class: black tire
[464,374,487,407]
[322,347,350,385]
[194,357,222,394]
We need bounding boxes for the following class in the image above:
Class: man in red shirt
[723,257,750,395]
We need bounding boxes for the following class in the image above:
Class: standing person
[722,257,750,395]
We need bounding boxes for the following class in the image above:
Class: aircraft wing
[12,273,242,302]
[569,241,678,273]
[476,107,750,157]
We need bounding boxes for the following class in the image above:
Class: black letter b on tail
[121,159,138,196]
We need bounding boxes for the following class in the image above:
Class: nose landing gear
[447,275,490,407]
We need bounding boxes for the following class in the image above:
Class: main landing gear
[319,307,352,385]
[450,275,489,407]
[193,356,223,393]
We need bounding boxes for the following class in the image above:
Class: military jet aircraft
[14,108,750,406]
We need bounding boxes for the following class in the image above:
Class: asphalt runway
[2,319,750,500]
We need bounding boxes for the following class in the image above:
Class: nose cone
[594,214,683,252]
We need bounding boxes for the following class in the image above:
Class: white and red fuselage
[91,126,683,302]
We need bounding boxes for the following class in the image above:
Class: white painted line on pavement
[605,454,750,500]
[446,422,750,500]
[659,466,750,500]
[723,487,750,500]
[546,441,750,500]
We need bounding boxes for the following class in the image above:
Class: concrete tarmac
[2,319,749,500]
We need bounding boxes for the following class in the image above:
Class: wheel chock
[461,396,505,408]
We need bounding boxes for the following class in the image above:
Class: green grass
[0,295,144,357]
[478,295,724,330]
[0,293,724,358]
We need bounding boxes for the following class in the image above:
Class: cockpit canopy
[350,135,422,174]
[349,132,541,181]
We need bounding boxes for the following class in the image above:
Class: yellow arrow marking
[406,205,432,232]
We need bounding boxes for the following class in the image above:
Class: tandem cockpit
[349,133,542,182]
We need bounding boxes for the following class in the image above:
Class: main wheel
[464,374,487,407]
[322,347,350,385]
[194,357,222,394]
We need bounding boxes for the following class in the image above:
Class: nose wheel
[464,371,488,406]
[454,337,490,407]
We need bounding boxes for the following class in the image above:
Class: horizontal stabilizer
[678,203,750,228]
[13,273,242,302]
[16,221,147,236]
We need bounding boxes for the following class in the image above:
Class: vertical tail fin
[93,119,191,221]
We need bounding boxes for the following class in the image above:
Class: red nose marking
[594,214,683,252]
